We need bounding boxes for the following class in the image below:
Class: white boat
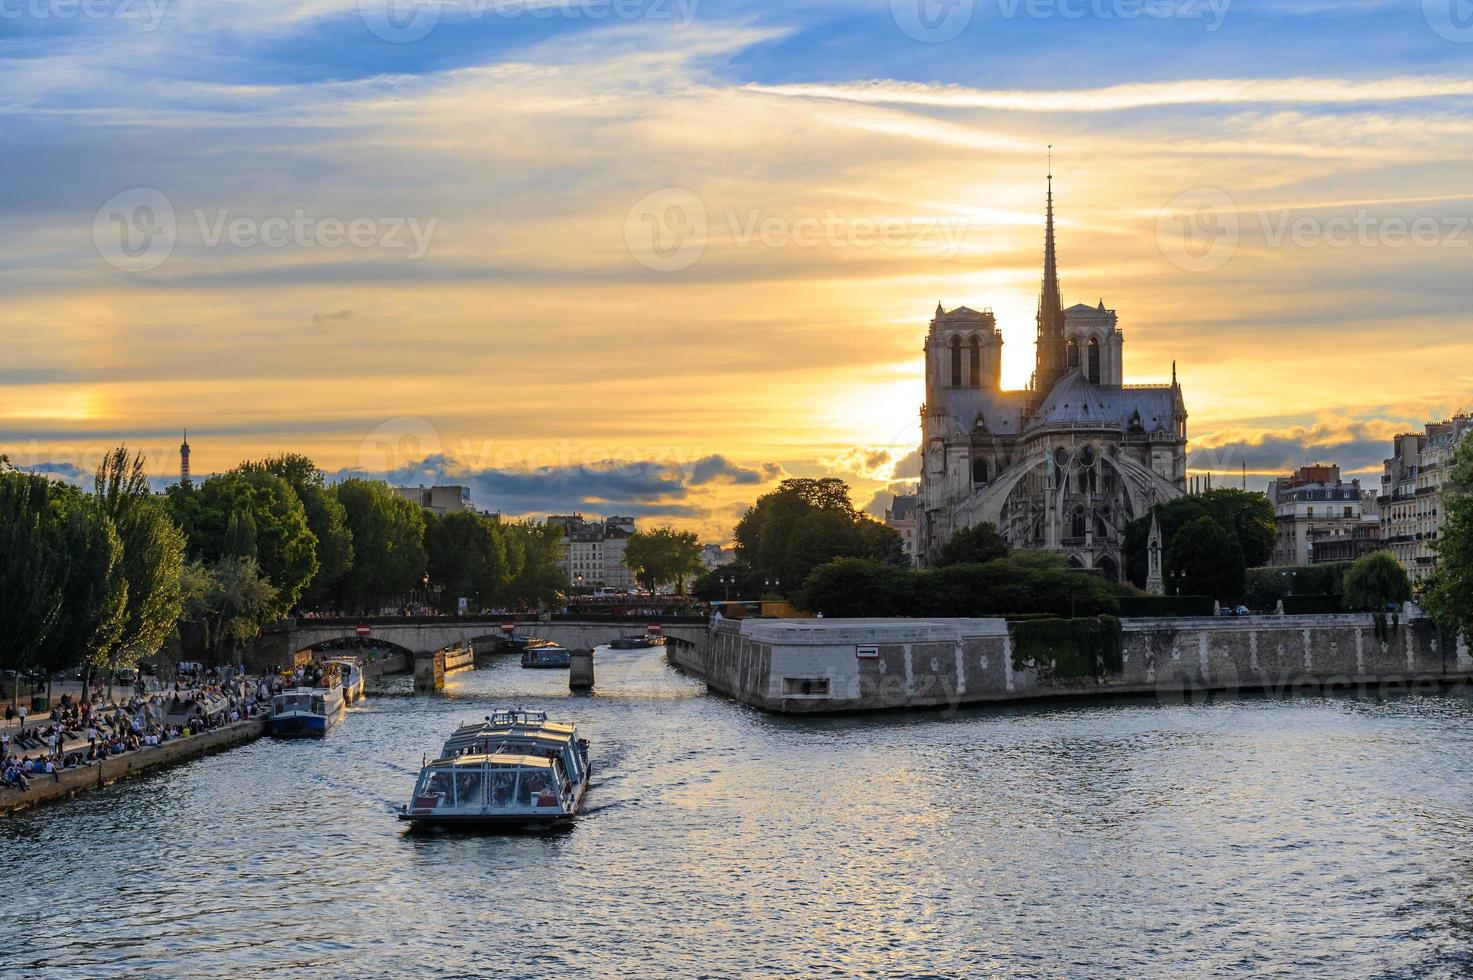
[323,657,365,704]
[267,681,346,737]
[399,710,590,828]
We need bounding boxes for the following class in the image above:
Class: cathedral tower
[1034,171,1068,395]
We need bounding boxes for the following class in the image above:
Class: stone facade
[1379,415,1473,584]
[916,178,1187,578]
[548,513,636,590]
[1266,465,1376,566]
[696,616,1469,714]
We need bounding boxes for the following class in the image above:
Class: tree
[243,454,354,606]
[1424,436,1473,635]
[1341,550,1412,613]
[935,522,1009,567]
[424,510,511,613]
[733,478,901,593]
[1124,488,1274,587]
[796,558,914,617]
[169,466,316,614]
[40,491,127,685]
[502,520,567,609]
[332,479,427,613]
[95,448,187,682]
[0,470,66,701]
[179,557,280,664]
[622,526,703,593]
[1164,516,1245,601]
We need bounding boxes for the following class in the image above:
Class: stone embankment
[680,615,1470,714]
[2,716,267,816]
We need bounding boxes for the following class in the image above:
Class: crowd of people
[2,677,266,795]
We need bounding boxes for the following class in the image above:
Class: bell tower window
[1087,337,1100,384]
[950,336,961,387]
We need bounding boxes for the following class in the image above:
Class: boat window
[414,771,453,807]
[489,770,517,807]
[453,771,484,807]
[516,769,554,807]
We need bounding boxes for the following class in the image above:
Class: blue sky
[3,0,1472,533]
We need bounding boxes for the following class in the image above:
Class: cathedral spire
[1035,151,1067,394]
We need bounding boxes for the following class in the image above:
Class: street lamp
[764,577,782,593]
[719,573,735,601]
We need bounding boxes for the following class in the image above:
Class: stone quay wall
[691,616,1472,714]
[1,717,267,816]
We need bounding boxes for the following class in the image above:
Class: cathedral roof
[942,305,994,319]
[1027,371,1177,430]
[941,387,1031,435]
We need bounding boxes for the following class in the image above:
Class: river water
[5,648,1473,978]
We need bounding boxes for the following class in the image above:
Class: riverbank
[689,614,1473,713]
[1,715,268,816]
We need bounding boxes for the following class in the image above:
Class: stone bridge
[249,616,710,668]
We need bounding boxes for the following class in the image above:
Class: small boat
[323,657,365,704]
[607,634,666,649]
[520,642,570,669]
[399,710,591,829]
[267,682,345,737]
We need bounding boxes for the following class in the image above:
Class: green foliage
[1117,595,1218,617]
[179,557,280,663]
[796,551,1119,619]
[935,521,1009,567]
[332,478,427,613]
[691,560,777,602]
[0,463,145,681]
[1341,550,1412,612]
[502,520,566,609]
[1424,435,1473,635]
[169,466,316,614]
[1281,595,1343,615]
[1012,615,1122,680]
[733,478,902,594]
[93,448,186,667]
[914,552,1120,618]
[424,510,511,613]
[794,559,915,617]
[0,471,68,675]
[1164,516,1245,601]
[622,526,703,593]
[1243,562,1351,611]
[243,454,354,604]
[1125,488,1274,586]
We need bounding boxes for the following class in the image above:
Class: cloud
[313,309,354,323]
[1189,416,1416,476]
[748,76,1473,114]
[686,454,782,485]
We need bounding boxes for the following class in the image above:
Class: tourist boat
[607,634,666,649]
[323,657,365,704]
[399,710,591,828]
[267,678,346,737]
[520,642,570,669]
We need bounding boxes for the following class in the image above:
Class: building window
[949,336,961,387]
[968,336,980,387]
[1087,337,1100,384]
[972,458,988,484]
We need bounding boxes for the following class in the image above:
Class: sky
[2,0,1472,538]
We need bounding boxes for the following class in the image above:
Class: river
[5,647,1473,978]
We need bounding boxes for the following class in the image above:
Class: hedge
[1012,615,1123,679]
[1117,595,1217,618]
[1281,594,1343,615]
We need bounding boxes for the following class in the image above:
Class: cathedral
[916,176,1188,580]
